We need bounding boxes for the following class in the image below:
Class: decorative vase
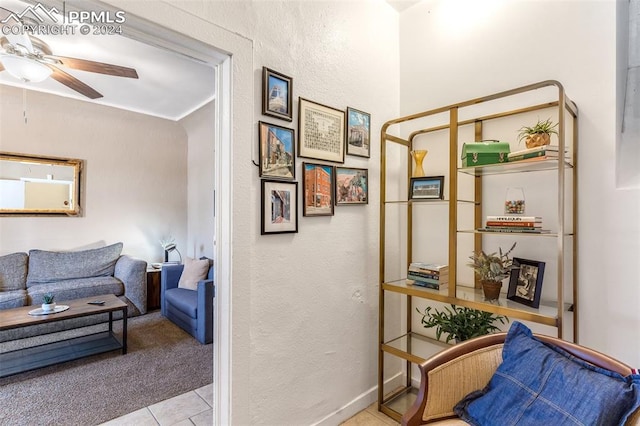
[481,280,502,301]
[504,187,525,215]
[41,303,56,312]
[410,150,427,177]
[525,133,550,149]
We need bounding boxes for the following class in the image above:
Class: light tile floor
[100,384,213,426]
[101,384,398,426]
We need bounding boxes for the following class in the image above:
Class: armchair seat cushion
[165,288,198,319]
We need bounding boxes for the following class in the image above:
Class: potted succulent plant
[416,304,508,343]
[468,242,517,300]
[41,293,56,312]
[517,118,558,148]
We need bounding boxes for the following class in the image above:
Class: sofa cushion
[165,287,198,318]
[27,277,124,305]
[27,243,123,287]
[0,289,27,309]
[178,257,210,291]
[454,321,640,426]
[0,252,28,291]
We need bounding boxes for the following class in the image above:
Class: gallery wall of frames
[258,67,371,235]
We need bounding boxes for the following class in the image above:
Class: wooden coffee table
[0,294,127,378]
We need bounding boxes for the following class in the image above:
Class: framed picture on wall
[335,167,368,205]
[258,121,295,180]
[302,162,334,216]
[346,107,371,158]
[298,98,345,163]
[507,258,546,308]
[261,180,298,234]
[262,67,293,121]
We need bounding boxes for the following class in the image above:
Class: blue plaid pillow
[454,321,640,425]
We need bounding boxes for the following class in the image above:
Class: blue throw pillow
[454,321,640,425]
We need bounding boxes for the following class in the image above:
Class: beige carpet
[0,311,213,426]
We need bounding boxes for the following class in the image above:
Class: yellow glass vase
[410,150,428,177]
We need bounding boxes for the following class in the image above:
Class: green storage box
[461,140,510,167]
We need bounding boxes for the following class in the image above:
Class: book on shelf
[407,272,449,285]
[486,215,542,222]
[478,227,551,234]
[508,145,567,157]
[406,279,448,290]
[485,221,542,228]
[406,269,446,280]
[408,262,448,275]
[508,146,569,163]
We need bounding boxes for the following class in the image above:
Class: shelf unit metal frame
[378,80,578,421]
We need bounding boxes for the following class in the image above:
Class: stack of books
[507,145,567,162]
[480,215,550,233]
[407,263,449,289]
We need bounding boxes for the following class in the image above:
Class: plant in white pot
[41,293,56,312]
[468,242,517,301]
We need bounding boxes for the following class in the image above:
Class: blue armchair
[160,262,214,344]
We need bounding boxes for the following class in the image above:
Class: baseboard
[310,371,405,426]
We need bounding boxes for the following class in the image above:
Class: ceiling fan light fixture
[0,56,52,83]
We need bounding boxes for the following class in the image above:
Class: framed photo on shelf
[346,107,371,158]
[507,258,546,308]
[262,67,293,121]
[298,98,345,163]
[258,121,295,180]
[261,180,298,235]
[302,162,335,216]
[335,167,368,205]
[410,176,444,200]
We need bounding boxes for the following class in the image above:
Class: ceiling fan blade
[53,56,138,79]
[48,65,103,99]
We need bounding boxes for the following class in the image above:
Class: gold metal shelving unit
[378,80,578,421]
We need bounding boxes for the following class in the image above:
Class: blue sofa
[161,262,214,344]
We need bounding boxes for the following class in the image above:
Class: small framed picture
[507,258,546,308]
[346,107,371,158]
[258,121,295,180]
[298,98,345,163]
[261,180,298,235]
[302,162,335,216]
[410,176,444,200]
[262,67,293,121]
[335,167,368,205]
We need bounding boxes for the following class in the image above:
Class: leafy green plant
[417,304,508,343]
[42,293,55,304]
[517,118,558,144]
[468,242,517,281]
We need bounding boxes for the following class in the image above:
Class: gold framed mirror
[0,152,83,216]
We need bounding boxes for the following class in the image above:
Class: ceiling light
[0,56,52,83]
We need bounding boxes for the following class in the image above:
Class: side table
[147,268,161,310]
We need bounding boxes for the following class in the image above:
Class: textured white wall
[181,101,216,261]
[399,0,640,365]
[0,85,188,262]
[187,2,398,424]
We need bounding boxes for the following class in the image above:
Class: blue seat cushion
[164,287,197,319]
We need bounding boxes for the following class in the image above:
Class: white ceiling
[0,0,216,121]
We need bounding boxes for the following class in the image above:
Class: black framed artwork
[261,180,299,235]
[262,67,293,121]
[410,176,444,200]
[507,258,545,308]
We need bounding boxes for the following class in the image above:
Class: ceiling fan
[0,7,138,99]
